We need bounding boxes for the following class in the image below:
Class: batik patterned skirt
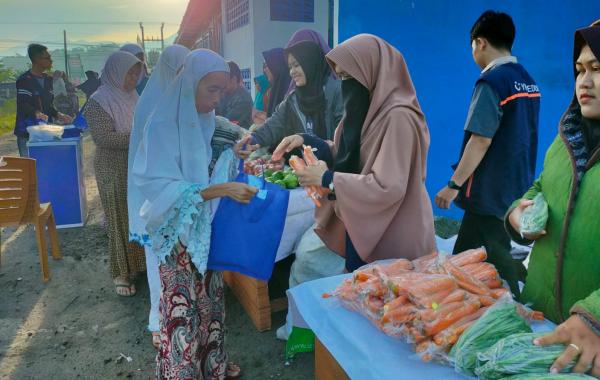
[156,242,228,380]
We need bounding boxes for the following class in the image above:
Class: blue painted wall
[339,0,600,219]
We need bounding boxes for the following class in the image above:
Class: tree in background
[0,62,18,83]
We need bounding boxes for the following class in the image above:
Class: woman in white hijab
[127,44,189,348]
[84,51,146,296]
[133,49,256,379]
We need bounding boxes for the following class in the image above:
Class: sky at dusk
[0,0,189,56]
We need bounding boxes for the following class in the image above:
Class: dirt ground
[0,133,313,380]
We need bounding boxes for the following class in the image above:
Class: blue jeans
[17,135,28,157]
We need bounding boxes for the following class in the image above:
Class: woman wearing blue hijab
[127,44,189,349]
[133,49,256,379]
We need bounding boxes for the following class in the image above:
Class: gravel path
[0,133,313,380]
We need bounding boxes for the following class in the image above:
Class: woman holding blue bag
[132,49,255,379]
[127,44,189,349]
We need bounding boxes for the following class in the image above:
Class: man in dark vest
[15,44,73,156]
[435,10,540,298]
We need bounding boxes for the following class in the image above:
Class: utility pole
[160,23,165,51]
[63,30,69,78]
[139,22,145,52]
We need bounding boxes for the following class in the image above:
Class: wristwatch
[447,180,462,190]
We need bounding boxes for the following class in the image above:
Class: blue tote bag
[208,160,290,280]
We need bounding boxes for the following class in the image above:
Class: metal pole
[139,22,145,51]
[63,30,69,78]
[160,23,165,51]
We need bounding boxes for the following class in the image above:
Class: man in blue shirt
[435,11,540,297]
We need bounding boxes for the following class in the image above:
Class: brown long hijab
[315,34,436,262]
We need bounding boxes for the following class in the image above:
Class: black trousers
[345,234,367,272]
[453,211,524,299]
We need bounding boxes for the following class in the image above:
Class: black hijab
[574,25,600,154]
[285,41,329,139]
[333,78,371,174]
[263,48,291,117]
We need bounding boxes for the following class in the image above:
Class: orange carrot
[440,289,466,305]
[289,155,322,207]
[417,301,464,322]
[450,247,488,267]
[411,287,455,309]
[491,287,509,299]
[409,327,428,344]
[478,295,497,307]
[483,278,503,289]
[432,306,489,346]
[442,259,492,297]
[423,298,481,336]
[406,275,457,296]
[379,259,414,275]
[381,304,417,324]
[302,145,328,198]
[412,252,439,271]
[383,295,409,312]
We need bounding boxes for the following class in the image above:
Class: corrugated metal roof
[175,0,221,48]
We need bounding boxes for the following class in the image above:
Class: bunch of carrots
[324,248,544,363]
[288,145,328,207]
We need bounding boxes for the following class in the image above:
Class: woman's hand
[534,314,600,376]
[224,182,258,204]
[234,134,260,160]
[295,160,328,187]
[272,135,304,161]
[508,199,547,240]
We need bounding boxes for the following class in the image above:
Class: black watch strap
[447,180,462,190]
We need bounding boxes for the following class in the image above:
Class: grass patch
[0,97,16,136]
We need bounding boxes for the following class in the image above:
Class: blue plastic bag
[208,160,290,280]
[72,107,88,130]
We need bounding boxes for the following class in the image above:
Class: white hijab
[127,44,190,243]
[90,51,140,133]
[132,49,232,272]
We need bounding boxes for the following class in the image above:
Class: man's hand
[435,186,459,209]
[35,111,49,122]
[57,113,74,125]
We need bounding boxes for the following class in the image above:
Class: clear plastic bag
[519,193,549,238]
[26,124,64,142]
[501,373,596,379]
[475,332,575,380]
[449,295,532,376]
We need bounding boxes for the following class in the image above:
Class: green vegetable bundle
[502,373,596,380]
[475,333,576,379]
[449,298,532,376]
[519,193,548,237]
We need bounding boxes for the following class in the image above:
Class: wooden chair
[0,156,61,282]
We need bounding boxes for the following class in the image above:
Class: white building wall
[220,0,255,95]
[251,0,329,96]
[218,0,330,99]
